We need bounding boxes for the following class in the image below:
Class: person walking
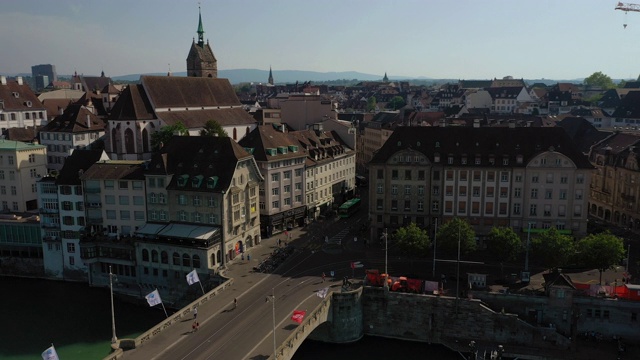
[193,306,198,320]
[192,320,199,333]
[322,272,326,283]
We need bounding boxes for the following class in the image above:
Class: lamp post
[109,265,117,344]
[432,218,438,278]
[266,289,277,359]
[524,222,532,272]
[455,223,461,314]
[380,228,389,292]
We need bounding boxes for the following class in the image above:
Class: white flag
[145,289,162,307]
[316,287,329,299]
[42,345,60,360]
[186,269,200,285]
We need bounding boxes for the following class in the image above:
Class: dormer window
[434,153,440,163]
[177,174,189,187]
[191,175,203,188]
[207,176,219,189]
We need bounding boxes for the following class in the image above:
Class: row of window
[141,249,202,268]
[0,112,43,121]
[269,184,303,195]
[105,210,145,221]
[270,169,303,182]
[380,168,585,184]
[104,195,145,206]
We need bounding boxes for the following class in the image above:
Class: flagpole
[109,265,118,344]
[156,288,169,318]
[199,281,205,295]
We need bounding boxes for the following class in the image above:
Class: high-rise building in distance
[31,64,58,90]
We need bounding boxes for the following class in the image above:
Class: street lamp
[109,265,117,344]
[523,222,533,283]
[266,289,277,359]
[432,218,438,278]
[455,223,461,314]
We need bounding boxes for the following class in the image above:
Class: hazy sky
[1,0,639,80]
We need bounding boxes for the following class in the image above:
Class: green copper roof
[197,6,205,47]
[0,139,45,151]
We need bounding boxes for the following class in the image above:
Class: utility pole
[109,266,117,344]
[382,228,389,291]
[432,218,438,278]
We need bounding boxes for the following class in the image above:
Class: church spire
[197,5,205,47]
[383,72,389,82]
[268,66,274,85]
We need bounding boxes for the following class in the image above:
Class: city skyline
[1,0,639,80]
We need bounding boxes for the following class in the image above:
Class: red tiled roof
[159,108,256,128]
[141,76,240,108]
[0,79,45,111]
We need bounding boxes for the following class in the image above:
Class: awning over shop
[157,223,219,240]
[135,223,167,236]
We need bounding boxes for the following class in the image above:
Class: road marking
[241,292,320,360]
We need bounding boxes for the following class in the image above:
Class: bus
[338,198,361,218]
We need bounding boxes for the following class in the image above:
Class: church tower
[186,7,218,78]
[268,66,274,85]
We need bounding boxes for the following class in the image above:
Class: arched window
[233,128,237,140]
[245,126,250,137]
[111,128,118,153]
[192,254,201,268]
[182,253,191,267]
[124,128,135,153]
[151,250,158,263]
[142,128,150,152]
[216,250,221,264]
[161,251,168,264]
[173,252,180,265]
[142,249,149,262]
[210,253,216,267]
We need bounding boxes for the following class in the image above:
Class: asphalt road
[121,206,373,360]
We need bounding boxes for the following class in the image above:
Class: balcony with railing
[42,222,60,229]
[86,202,102,209]
[80,235,136,265]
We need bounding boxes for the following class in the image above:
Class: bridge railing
[102,276,234,360]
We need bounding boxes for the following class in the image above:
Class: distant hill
[111,69,431,84]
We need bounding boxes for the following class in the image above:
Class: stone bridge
[270,287,364,360]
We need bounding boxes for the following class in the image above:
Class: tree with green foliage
[436,217,476,257]
[488,226,522,263]
[576,231,625,284]
[584,71,615,89]
[200,119,228,137]
[366,96,377,112]
[387,96,406,110]
[531,227,575,271]
[393,222,431,257]
[151,122,189,150]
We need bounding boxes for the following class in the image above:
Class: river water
[0,276,461,360]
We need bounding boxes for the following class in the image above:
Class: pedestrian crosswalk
[326,228,349,245]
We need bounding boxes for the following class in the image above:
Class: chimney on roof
[86,114,91,128]
[0,76,6,85]
[16,76,23,85]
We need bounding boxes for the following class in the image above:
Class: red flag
[291,310,306,324]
